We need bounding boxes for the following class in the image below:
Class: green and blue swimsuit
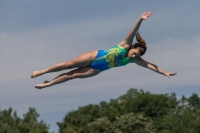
[89,45,131,70]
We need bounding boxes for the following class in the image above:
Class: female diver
[31,11,177,89]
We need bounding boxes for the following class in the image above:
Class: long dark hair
[133,31,147,56]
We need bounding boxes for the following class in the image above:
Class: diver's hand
[140,11,153,20]
[164,72,177,78]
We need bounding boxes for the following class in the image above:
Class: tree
[158,106,200,133]
[57,104,101,133]
[88,113,156,133]
[188,93,200,107]
[57,88,177,133]
[157,93,200,133]
[0,107,50,133]
[57,89,200,133]
[117,89,177,118]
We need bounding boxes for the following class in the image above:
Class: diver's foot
[35,83,49,89]
[31,71,43,78]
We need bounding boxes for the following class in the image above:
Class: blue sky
[1,0,200,132]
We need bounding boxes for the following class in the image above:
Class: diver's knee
[68,74,75,80]
[64,61,74,69]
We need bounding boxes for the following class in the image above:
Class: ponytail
[136,31,146,46]
[133,31,147,56]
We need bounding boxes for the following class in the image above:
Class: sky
[1,0,200,132]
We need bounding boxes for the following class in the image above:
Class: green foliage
[117,89,177,118]
[157,94,200,133]
[88,113,156,133]
[2,88,200,133]
[57,88,177,133]
[188,93,200,107]
[57,104,101,133]
[57,88,200,133]
[158,106,200,133]
[0,107,49,133]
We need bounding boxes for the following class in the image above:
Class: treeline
[0,108,50,133]
[1,88,200,133]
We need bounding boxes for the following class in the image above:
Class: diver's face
[128,47,141,58]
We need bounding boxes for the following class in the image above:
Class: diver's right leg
[31,50,97,78]
[34,67,102,89]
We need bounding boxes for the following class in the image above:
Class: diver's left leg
[34,67,102,89]
[31,50,97,78]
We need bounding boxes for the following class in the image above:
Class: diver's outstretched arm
[135,57,177,78]
[118,11,152,49]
